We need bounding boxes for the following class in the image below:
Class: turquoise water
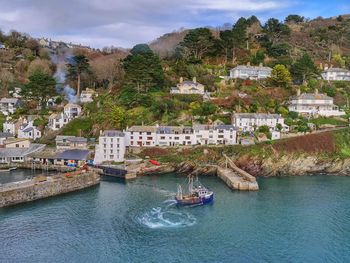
[0,168,54,184]
[1,174,350,262]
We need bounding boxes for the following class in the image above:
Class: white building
[94,130,126,164]
[0,98,22,115]
[288,89,345,117]
[193,124,237,145]
[156,126,196,146]
[18,120,41,140]
[170,77,205,95]
[232,113,288,132]
[125,126,157,147]
[230,65,272,80]
[64,103,82,119]
[55,136,88,150]
[80,88,96,103]
[9,87,22,98]
[0,132,14,146]
[48,112,70,131]
[321,68,350,81]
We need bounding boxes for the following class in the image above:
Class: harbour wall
[0,171,100,208]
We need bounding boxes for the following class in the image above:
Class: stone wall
[0,171,100,208]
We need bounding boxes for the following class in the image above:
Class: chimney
[180,77,183,83]
[330,64,333,69]
[297,89,301,96]
[193,77,197,83]
[100,130,103,136]
[315,88,319,95]
[247,62,251,66]
[324,64,329,70]
[319,63,323,70]
[259,63,263,67]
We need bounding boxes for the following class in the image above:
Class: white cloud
[0,0,294,48]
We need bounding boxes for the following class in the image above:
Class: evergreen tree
[180,28,214,61]
[291,53,318,83]
[67,55,90,96]
[270,64,292,87]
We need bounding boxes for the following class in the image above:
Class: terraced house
[232,113,288,132]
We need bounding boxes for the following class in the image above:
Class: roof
[157,126,185,134]
[127,126,157,133]
[4,138,29,145]
[57,149,90,160]
[323,68,350,73]
[231,65,272,71]
[68,137,87,143]
[214,125,237,130]
[291,93,332,101]
[102,130,125,137]
[0,132,13,138]
[233,113,283,119]
[0,98,19,104]
[55,135,75,141]
[178,81,203,87]
[0,143,45,158]
[64,103,81,109]
[22,127,34,133]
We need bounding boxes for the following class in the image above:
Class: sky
[0,0,349,48]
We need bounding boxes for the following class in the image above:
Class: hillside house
[55,136,88,150]
[48,113,70,130]
[321,67,350,81]
[170,77,205,95]
[64,103,82,118]
[229,65,272,80]
[94,130,126,164]
[18,120,41,140]
[193,124,238,145]
[0,98,22,115]
[80,88,96,103]
[156,126,196,146]
[0,132,14,146]
[3,118,24,135]
[288,89,345,117]
[125,126,157,147]
[232,113,288,132]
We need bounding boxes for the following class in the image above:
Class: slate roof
[323,68,350,73]
[127,126,157,133]
[57,149,89,160]
[290,93,333,101]
[231,65,272,71]
[0,132,13,138]
[233,113,283,119]
[68,137,87,143]
[0,143,45,158]
[0,98,19,104]
[102,130,125,137]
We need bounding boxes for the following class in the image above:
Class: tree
[285,15,304,24]
[123,44,164,93]
[250,50,265,65]
[27,58,52,76]
[108,105,127,129]
[67,55,90,96]
[0,69,14,95]
[270,64,292,87]
[290,53,318,83]
[264,18,291,44]
[22,72,57,107]
[180,28,214,60]
[25,39,40,56]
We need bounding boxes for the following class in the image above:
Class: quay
[0,168,100,208]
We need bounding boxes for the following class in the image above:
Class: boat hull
[175,193,214,206]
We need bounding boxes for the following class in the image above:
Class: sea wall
[0,171,100,208]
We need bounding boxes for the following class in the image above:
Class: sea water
[1,174,350,262]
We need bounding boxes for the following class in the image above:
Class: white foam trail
[138,203,197,229]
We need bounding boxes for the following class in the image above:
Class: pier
[216,154,259,191]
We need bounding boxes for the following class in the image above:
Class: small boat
[175,176,214,206]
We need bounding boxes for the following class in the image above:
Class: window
[160,136,165,140]
[185,136,190,140]
[147,137,152,140]
[103,144,107,148]
[16,144,19,148]
[110,150,113,154]
[146,132,151,135]
[110,155,114,159]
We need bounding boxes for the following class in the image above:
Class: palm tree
[67,55,90,97]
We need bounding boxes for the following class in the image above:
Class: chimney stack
[324,64,329,70]
[315,88,319,95]
[297,88,301,96]
[180,77,183,83]
[319,63,323,70]
[193,77,197,83]
[259,62,263,67]
[247,62,251,66]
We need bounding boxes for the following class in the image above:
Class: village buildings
[18,120,42,140]
[48,103,82,130]
[288,89,345,117]
[0,98,22,115]
[231,113,288,132]
[80,88,96,103]
[229,64,272,80]
[321,67,350,81]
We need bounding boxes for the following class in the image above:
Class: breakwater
[0,170,100,208]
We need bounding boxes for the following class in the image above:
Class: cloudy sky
[0,0,349,48]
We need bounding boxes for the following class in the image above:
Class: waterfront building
[64,103,82,119]
[288,89,345,117]
[0,132,14,146]
[170,77,205,95]
[80,88,96,103]
[321,67,350,81]
[0,138,45,164]
[55,136,88,150]
[229,64,272,80]
[0,98,22,115]
[193,124,238,145]
[124,126,157,147]
[94,130,126,164]
[18,120,42,140]
[55,149,90,167]
[156,126,196,146]
[232,113,288,132]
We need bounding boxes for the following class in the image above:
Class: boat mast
[188,176,193,193]
[177,185,183,199]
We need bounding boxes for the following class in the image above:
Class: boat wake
[138,200,197,229]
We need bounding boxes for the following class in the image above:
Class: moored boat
[175,176,214,206]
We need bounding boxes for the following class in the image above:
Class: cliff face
[236,155,350,177]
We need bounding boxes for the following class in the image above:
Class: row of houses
[3,117,42,140]
[48,103,82,130]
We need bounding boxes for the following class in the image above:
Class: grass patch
[61,118,94,137]
[310,117,347,126]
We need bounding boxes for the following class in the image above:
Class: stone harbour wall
[0,171,100,208]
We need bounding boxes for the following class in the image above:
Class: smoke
[50,47,78,103]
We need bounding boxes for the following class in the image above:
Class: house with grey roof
[232,113,288,132]
[18,120,41,140]
[0,98,22,115]
[321,67,350,81]
[56,149,90,167]
[170,77,205,95]
[94,130,125,164]
[229,64,272,80]
[288,89,345,117]
[55,136,88,150]
[0,139,45,164]
[0,132,14,146]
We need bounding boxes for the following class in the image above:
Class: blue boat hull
[175,193,214,206]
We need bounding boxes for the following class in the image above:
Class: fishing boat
[175,176,214,206]
[0,167,17,173]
